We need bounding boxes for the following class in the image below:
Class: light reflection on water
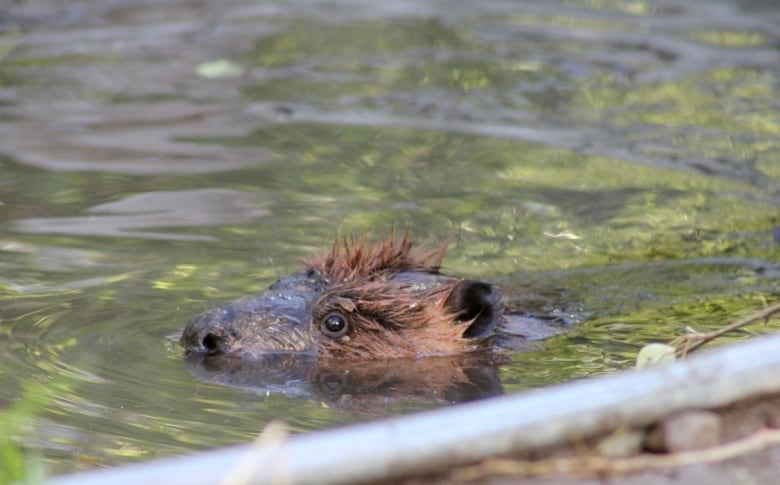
[0,0,778,475]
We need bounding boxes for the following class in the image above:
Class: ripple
[13,189,271,241]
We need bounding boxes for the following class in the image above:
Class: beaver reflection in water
[181,235,569,361]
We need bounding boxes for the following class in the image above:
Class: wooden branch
[669,301,780,357]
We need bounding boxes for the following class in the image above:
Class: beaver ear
[444,280,503,339]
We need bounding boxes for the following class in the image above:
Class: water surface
[0,0,778,475]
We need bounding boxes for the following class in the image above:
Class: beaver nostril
[202,333,223,354]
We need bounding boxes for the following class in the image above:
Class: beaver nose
[201,332,227,354]
[180,314,233,355]
[181,328,229,355]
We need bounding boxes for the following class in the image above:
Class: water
[0,0,778,475]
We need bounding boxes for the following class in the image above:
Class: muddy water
[0,0,778,475]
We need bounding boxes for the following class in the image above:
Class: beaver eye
[320,312,350,338]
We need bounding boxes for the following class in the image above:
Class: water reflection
[185,352,506,414]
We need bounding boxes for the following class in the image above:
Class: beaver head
[180,235,504,359]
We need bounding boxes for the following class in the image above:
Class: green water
[0,0,778,476]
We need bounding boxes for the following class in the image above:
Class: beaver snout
[180,310,238,355]
[181,295,317,356]
[201,333,226,354]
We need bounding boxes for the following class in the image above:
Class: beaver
[180,234,570,361]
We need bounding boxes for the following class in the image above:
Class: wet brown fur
[306,233,448,284]
[303,234,493,359]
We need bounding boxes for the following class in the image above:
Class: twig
[453,427,780,481]
[669,301,780,358]
[219,420,290,485]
